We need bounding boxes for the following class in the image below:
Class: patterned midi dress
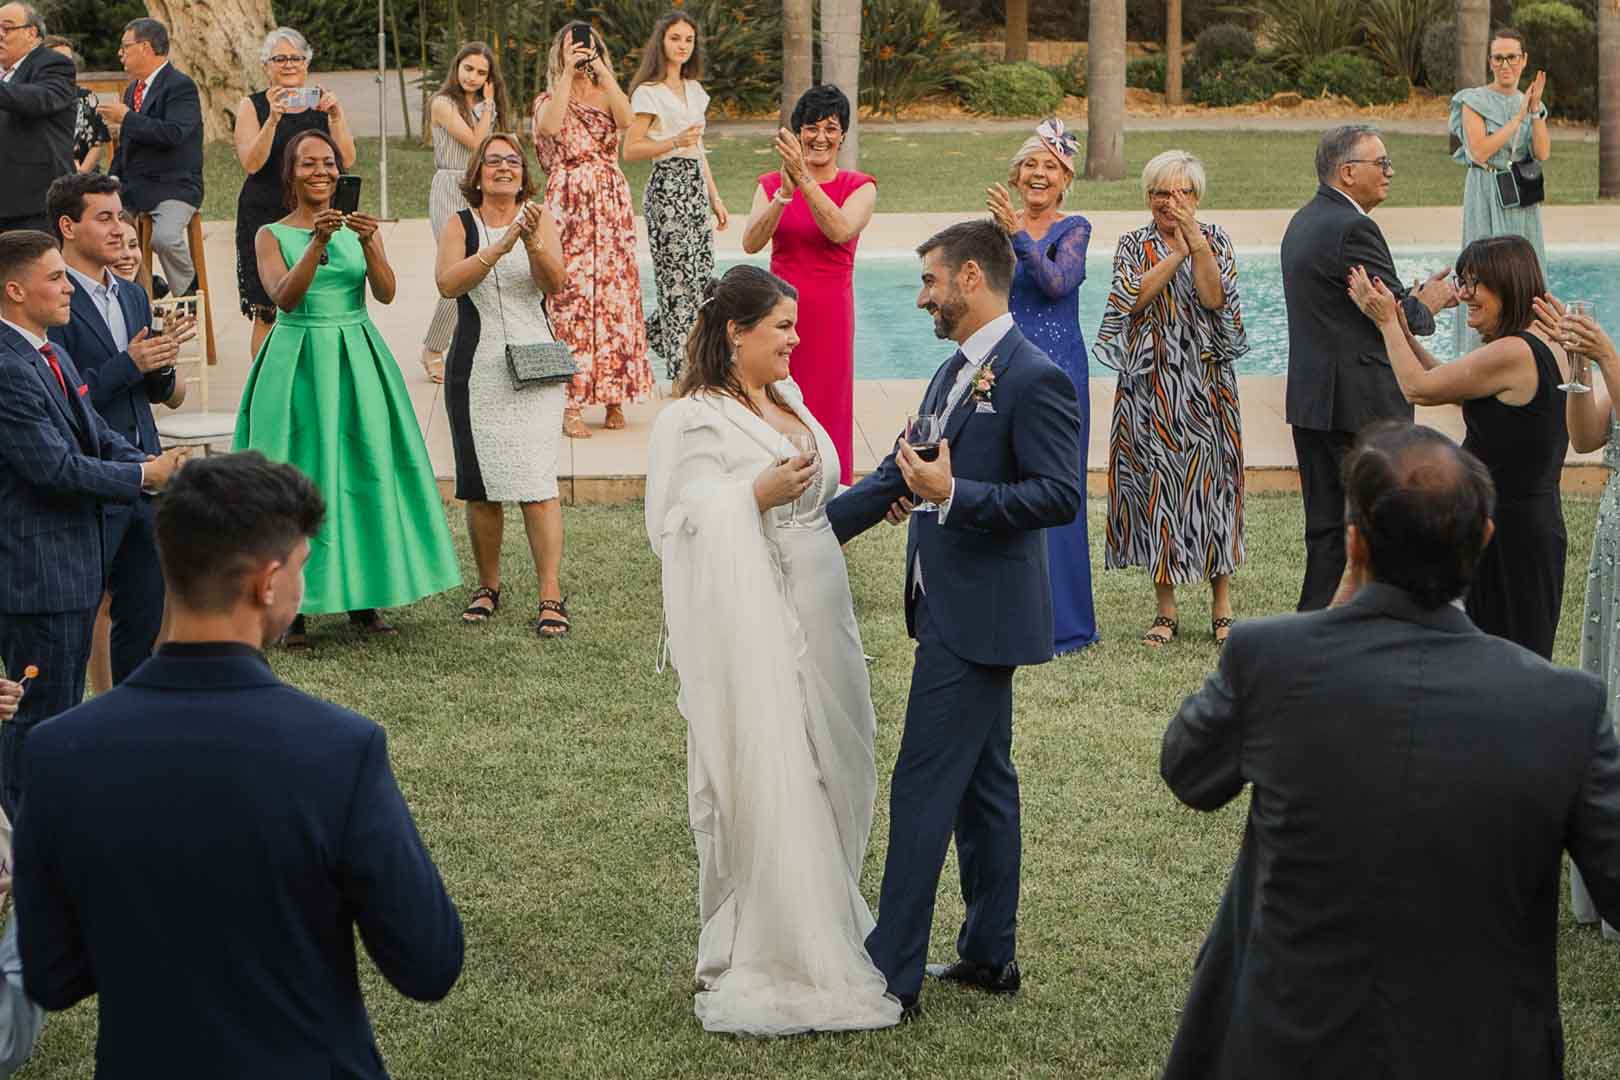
[531,95,652,408]
[1093,223,1247,586]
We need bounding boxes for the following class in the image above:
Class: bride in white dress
[645,266,901,1036]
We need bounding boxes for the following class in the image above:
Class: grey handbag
[477,210,577,391]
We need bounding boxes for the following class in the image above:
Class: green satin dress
[233,223,460,614]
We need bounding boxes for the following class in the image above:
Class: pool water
[640,249,1620,379]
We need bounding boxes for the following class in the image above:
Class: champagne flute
[1560,300,1596,394]
[905,414,943,513]
[780,431,819,529]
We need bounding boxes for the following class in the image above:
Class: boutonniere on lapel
[77,383,89,397]
[970,359,997,412]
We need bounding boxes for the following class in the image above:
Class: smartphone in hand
[332,175,362,215]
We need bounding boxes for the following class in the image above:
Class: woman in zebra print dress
[1093,151,1247,647]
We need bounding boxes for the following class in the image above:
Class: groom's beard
[928,294,968,340]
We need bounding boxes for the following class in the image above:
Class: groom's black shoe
[898,997,923,1023]
[924,959,1021,995]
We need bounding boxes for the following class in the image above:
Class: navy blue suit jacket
[49,275,173,456]
[828,322,1083,668]
[0,323,145,615]
[109,63,204,211]
[14,644,465,1079]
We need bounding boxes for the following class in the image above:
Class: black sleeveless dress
[234,91,335,320]
[1461,331,1569,659]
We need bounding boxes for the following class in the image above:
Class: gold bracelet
[476,252,495,269]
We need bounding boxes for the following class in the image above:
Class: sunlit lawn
[17,494,1620,1078]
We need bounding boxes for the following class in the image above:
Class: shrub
[1193,23,1257,73]
[860,0,973,118]
[961,61,1064,117]
[1297,52,1411,105]
[1361,0,1451,85]
[1515,1,1598,121]
[1421,19,1456,90]
[1053,52,1087,97]
[1189,58,1289,107]
[1238,0,1364,65]
[1127,55,1168,93]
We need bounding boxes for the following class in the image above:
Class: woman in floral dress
[532,22,652,438]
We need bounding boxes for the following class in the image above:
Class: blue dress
[1010,214,1099,654]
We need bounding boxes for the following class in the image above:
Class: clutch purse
[506,341,577,390]
[1511,157,1545,207]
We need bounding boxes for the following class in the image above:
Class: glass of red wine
[905,413,942,513]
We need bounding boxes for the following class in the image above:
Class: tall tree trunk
[1455,0,1491,91]
[142,0,275,142]
[782,0,814,130]
[1006,0,1030,63]
[821,0,861,169]
[1602,0,1620,198]
[1086,0,1126,180]
[1165,0,1183,105]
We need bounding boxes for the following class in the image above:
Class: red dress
[760,170,875,485]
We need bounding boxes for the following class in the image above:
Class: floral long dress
[531,95,653,408]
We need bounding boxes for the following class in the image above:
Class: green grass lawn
[17,494,1620,1078]
[201,129,1606,223]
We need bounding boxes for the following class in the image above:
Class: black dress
[1462,330,1569,658]
[234,91,335,321]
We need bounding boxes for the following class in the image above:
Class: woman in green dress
[1449,27,1550,354]
[235,129,460,647]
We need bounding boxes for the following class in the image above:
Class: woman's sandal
[603,405,626,430]
[461,586,500,624]
[563,411,592,440]
[349,609,399,636]
[1141,615,1179,648]
[1212,616,1235,647]
[281,614,310,651]
[537,598,571,638]
[420,348,446,385]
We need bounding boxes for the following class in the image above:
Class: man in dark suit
[1281,124,1459,611]
[828,219,1084,1014]
[0,230,186,818]
[0,3,74,234]
[14,451,465,1076]
[1160,422,1620,1080]
[99,17,201,295]
[47,172,194,685]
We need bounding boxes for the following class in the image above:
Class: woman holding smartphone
[234,26,355,359]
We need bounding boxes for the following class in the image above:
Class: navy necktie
[928,350,967,415]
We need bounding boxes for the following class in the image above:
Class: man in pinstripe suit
[0,230,185,818]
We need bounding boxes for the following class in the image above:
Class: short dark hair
[1454,234,1545,342]
[46,172,122,239]
[124,17,169,56]
[790,84,850,133]
[460,132,537,208]
[1315,123,1380,186]
[280,128,344,210]
[1342,422,1496,609]
[0,230,59,293]
[915,219,1015,295]
[156,452,326,613]
[1490,27,1527,53]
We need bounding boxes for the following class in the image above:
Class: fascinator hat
[1034,117,1079,174]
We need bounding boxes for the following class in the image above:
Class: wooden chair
[152,294,236,455]
[135,210,218,366]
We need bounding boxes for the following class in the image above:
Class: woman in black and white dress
[435,133,573,637]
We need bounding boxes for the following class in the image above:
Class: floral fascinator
[1035,117,1078,175]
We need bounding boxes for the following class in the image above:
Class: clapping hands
[986,183,1020,235]
[1348,265,1400,327]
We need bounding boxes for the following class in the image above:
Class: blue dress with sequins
[1009,214,1099,653]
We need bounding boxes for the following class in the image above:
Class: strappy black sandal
[1141,615,1179,648]
[537,598,571,638]
[1212,616,1235,647]
[349,609,399,636]
[461,586,501,624]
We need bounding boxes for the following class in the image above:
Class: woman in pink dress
[533,22,653,438]
[741,85,876,485]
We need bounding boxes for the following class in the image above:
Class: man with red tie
[0,230,185,818]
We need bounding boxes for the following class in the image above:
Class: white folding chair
[152,293,236,454]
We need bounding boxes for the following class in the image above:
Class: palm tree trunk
[1166,0,1184,105]
[1086,0,1126,180]
[1006,0,1030,63]
[821,0,861,169]
[1601,0,1620,198]
[1455,0,1490,91]
[782,0,814,130]
[141,0,275,141]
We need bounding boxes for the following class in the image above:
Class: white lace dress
[445,212,566,503]
[645,384,902,1036]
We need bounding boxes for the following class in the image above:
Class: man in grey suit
[1161,422,1620,1080]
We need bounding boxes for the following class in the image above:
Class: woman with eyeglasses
[740,84,876,487]
[233,27,355,359]
[1450,27,1549,354]
[1349,235,1568,659]
[1093,150,1246,649]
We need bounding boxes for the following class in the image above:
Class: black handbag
[475,210,577,391]
[1510,156,1545,207]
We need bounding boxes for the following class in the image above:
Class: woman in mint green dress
[235,129,459,646]
[1449,28,1550,354]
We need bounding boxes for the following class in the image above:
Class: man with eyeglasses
[1281,123,1459,613]
[0,2,75,235]
[98,17,202,297]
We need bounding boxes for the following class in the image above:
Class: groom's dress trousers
[829,316,1083,1004]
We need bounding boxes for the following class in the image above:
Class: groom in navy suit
[828,219,1084,1013]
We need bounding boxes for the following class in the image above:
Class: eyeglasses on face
[268,54,307,65]
[0,22,33,35]
[798,123,842,140]
[1489,53,1524,65]
[482,154,524,168]
[1345,157,1395,175]
[1148,187,1196,200]
[116,39,146,54]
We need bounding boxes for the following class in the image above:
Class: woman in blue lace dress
[988,118,1097,654]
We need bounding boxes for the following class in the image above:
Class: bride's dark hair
[674,265,799,415]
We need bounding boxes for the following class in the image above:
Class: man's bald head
[1342,422,1496,608]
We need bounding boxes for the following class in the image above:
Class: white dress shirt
[135,61,169,108]
[66,265,131,350]
[0,317,46,352]
[0,43,38,83]
[1328,185,1369,217]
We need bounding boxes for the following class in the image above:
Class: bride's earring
[729,339,740,366]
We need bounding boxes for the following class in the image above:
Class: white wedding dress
[645,381,902,1036]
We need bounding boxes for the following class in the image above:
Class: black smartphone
[570,23,594,51]
[333,174,362,215]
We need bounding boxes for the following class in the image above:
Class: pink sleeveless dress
[760,169,875,485]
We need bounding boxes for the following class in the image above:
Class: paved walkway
[178,207,1617,502]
